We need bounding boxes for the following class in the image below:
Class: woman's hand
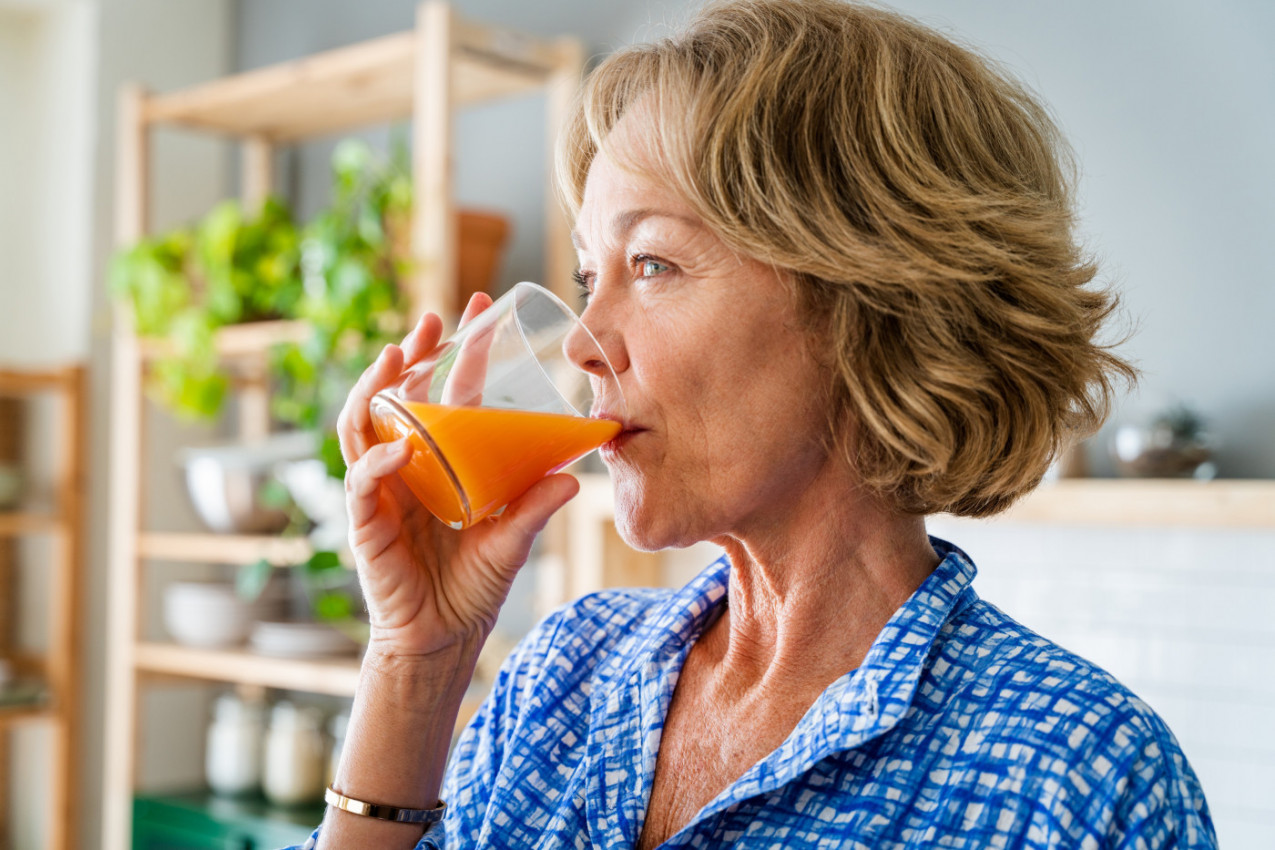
[337,293,580,662]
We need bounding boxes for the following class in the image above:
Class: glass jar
[205,692,265,797]
[262,700,326,806]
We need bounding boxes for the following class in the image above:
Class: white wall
[87,3,236,844]
[0,3,95,366]
[1,4,97,847]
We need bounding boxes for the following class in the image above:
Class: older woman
[300,1,1214,848]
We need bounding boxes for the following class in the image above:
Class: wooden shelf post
[412,0,457,323]
[103,81,149,850]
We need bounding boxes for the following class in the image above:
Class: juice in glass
[370,398,621,528]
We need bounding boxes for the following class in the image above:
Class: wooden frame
[0,365,86,850]
[103,5,583,848]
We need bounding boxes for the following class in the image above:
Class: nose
[564,296,628,385]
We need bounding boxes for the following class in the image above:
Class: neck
[707,467,940,687]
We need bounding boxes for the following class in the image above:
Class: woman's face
[571,120,836,551]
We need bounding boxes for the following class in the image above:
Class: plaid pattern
[293,538,1215,848]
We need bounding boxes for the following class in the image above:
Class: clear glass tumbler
[369,282,624,528]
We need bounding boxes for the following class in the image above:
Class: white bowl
[163,581,255,648]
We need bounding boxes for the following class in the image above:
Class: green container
[132,789,324,850]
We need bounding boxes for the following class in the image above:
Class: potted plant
[109,196,305,419]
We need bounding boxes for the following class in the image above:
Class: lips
[597,420,645,458]
[590,407,643,458]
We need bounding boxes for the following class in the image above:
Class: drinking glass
[369,282,623,529]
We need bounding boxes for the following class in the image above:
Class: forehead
[573,110,699,248]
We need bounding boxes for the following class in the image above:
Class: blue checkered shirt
[296,538,1215,848]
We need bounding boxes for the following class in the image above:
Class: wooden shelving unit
[0,365,85,850]
[104,5,584,848]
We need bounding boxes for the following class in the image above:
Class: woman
[299,1,1215,847]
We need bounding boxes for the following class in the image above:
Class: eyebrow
[571,208,702,250]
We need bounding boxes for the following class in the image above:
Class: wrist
[360,636,482,706]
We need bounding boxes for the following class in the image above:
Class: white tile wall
[927,517,1275,850]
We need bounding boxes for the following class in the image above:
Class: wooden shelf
[137,320,310,363]
[139,533,313,566]
[135,643,362,697]
[133,642,486,733]
[0,368,80,395]
[997,479,1275,528]
[0,704,52,729]
[0,511,61,537]
[143,20,565,142]
[574,473,1275,530]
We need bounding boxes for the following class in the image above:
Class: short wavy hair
[557,0,1135,517]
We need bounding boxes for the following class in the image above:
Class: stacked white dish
[249,621,359,658]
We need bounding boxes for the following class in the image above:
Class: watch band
[324,786,447,826]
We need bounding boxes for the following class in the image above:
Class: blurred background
[0,0,1272,847]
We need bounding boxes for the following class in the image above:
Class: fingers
[401,311,444,366]
[337,308,446,467]
[337,344,405,465]
[442,293,496,406]
[459,292,493,328]
[345,437,413,532]
[441,325,493,406]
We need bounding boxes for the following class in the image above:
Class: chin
[610,475,703,553]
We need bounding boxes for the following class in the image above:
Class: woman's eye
[637,258,669,278]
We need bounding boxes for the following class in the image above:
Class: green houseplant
[109,197,304,419]
[271,139,414,477]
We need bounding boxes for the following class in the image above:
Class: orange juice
[370,399,621,528]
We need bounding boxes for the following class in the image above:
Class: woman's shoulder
[538,584,678,655]
[938,597,1151,716]
[930,596,1171,747]
[913,595,1214,842]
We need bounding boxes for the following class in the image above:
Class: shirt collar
[689,537,979,821]
[583,537,979,842]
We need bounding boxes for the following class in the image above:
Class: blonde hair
[557,0,1135,517]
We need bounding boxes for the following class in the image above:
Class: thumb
[487,473,581,566]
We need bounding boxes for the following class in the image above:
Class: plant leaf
[237,558,273,602]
